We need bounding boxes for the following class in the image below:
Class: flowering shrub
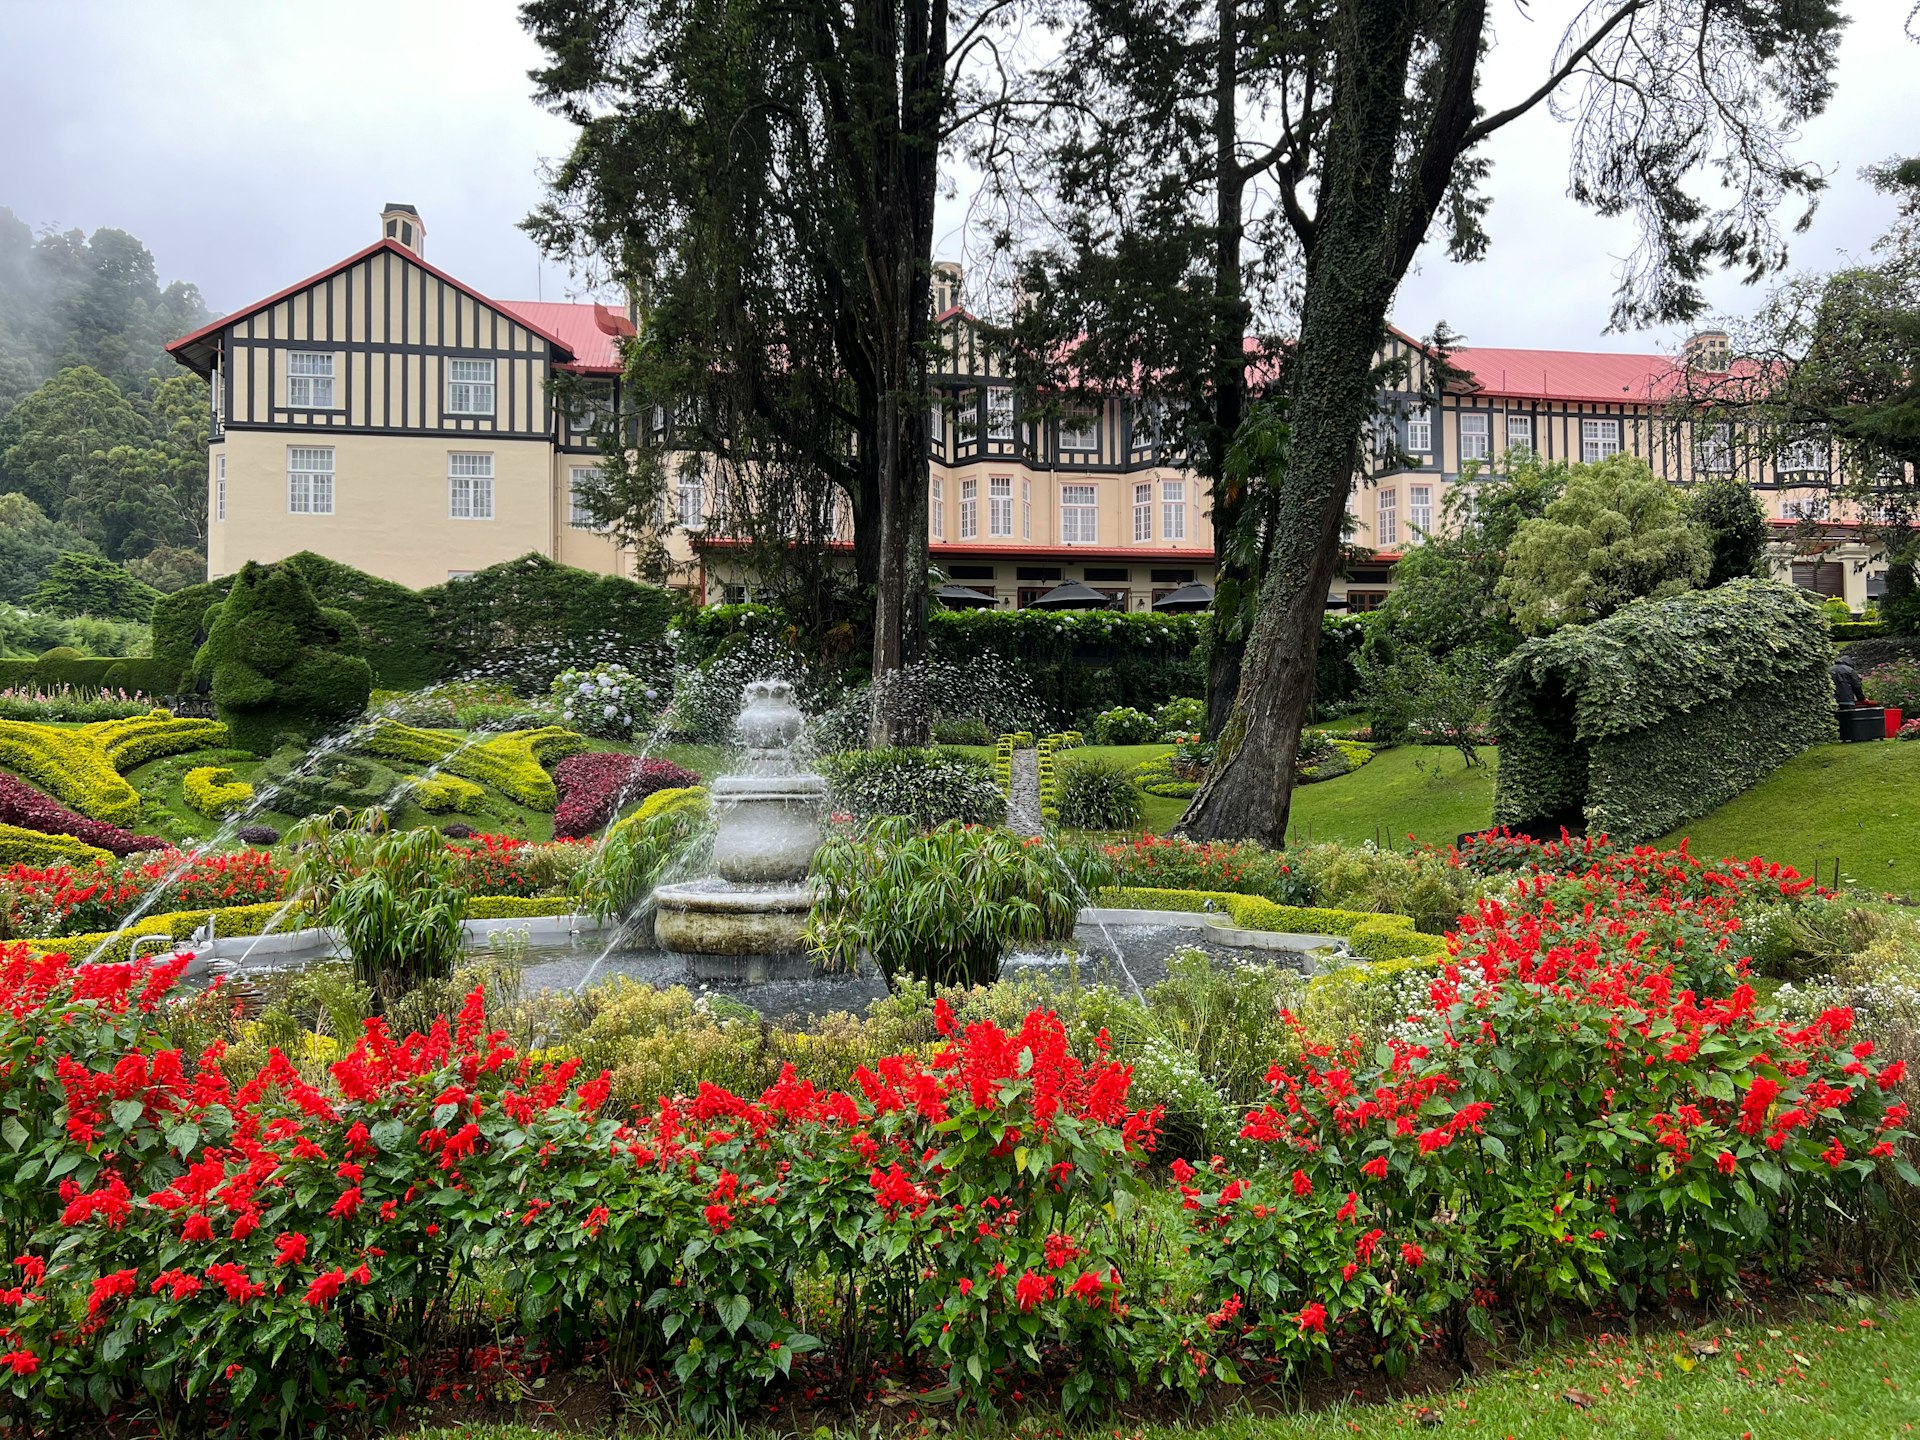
[1899,717,1920,742]
[442,833,589,899]
[1091,706,1159,745]
[1864,658,1920,713]
[0,774,165,857]
[1095,833,1309,905]
[551,753,700,839]
[0,686,154,723]
[549,663,660,740]
[0,850,288,938]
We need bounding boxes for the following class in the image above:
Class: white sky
[1,0,1911,356]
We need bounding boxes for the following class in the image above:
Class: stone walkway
[1007,747,1043,835]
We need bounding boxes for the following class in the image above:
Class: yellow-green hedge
[1100,886,1450,962]
[183,765,254,819]
[0,712,229,824]
[609,785,709,838]
[0,822,112,868]
[465,896,579,920]
[407,773,487,814]
[22,902,299,963]
[357,720,586,810]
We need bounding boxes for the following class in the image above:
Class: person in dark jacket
[1833,659,1866,708]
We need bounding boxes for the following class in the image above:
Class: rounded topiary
[236,824,282,846]
[37,646,84,663]
[193,561,374,754]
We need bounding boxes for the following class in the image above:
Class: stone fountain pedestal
[650,680,827,982]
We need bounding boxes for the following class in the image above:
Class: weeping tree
[524,0,999,745]
[977,0,1845,843]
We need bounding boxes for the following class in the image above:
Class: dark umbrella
[934,584,999,609]
[1153,581,1216,612]
[1028,580,1115,610]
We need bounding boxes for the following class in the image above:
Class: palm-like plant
[286,808,467,998]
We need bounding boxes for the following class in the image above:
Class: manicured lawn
[1286,742,1497,848]
[406,1293,1920,1439]
[1660,740,1920,893]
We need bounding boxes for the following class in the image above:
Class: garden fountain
[649,679,827,981]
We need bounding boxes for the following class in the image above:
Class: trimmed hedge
[1099,886,1450,962]
[407,773,488,815]
[0,822,112,868]
[148,581,225,693]
[465,895,579,920]
[280,551,442,690]
[1829,620,1885,640]
[183,766,254,819]
[0,712,225,825]
[1491,580,1836,843]
[927,609,1206,728]
[356,720,587,811]
[194,562,375,753]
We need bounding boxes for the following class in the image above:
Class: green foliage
[0,821,111,868]
[147,580,223,691]
[403,773,487,815]
[1131,750,1197,798]
[573,798,710,920]
[355,720,587,811]
[1357,642,1493,765]
[286,809,467,996]
[1295,733,1378,783]
[28,550,159,621]
[1155,696,1205,734]
[0,711,224,823]
[182,765,253,820]
[253,748,403,820]
[194,561,374,753]
[1054,753,1146,829]
[0,365,147,516]
[1863,658,1920,712]
[1498,456,1713,634]
[1313,614,1371,715]
[279,551,443,690]
[1492,579,1837,842]
[1685,476,1770,588]
[927,608,1207,728]
[1099,886,1449,961]
[1091,705,1159,745]
[818,746,1005,827]
[808,818,1086,985]
[0,493,97,607]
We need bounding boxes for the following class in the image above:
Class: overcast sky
[2,0,1911,357]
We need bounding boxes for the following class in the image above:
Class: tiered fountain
[650,680,827,981]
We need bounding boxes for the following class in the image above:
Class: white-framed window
[1061,483,1097,544]
[1505,413,1533,452]
[929,402,945,448]
[215,454,226,522]
[1783,490,1831,521]
[1458,411,1489,462]
[1405,404,1432,454]
[1377,486,1398,547]
[1162,480,1186,541]
[446,358,496,416]
[955,390,979,444]
[448,452,495,519]
[959,478,978,539]
[1580,418,1621,462]
[1133,482,1152,542]
[1779,433,1827,475]
[1060,409,1098,452]
[1695,422,1734,472]
[929,475,944,539]
[1022,478,1032,539]
[986,386,1014,442]
[676,473,704,530]
[287,446,335,515]
[569,466,597,529]
[1409,483,1433,536]
[1132,397,1165,452]
[988,476,1013,536]
[287,351,335,409]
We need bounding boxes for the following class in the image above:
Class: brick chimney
[380,204,425,257]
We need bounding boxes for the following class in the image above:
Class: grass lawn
[406,1293,1920,1439]
[1661,740,1920,893]
[1286,743,1498,848]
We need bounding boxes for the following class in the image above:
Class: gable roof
[166,237,581,377]
[498,300,633,374]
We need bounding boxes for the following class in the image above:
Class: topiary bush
[193,562,374,754]
[818,747,1005,827]
[182,765,254,820]
[1091,706,1159,745]
[252,748,404,820]
[1054,753,1146,830]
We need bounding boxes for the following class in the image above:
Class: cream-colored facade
[172,216,1892,613]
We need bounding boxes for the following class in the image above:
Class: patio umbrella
[934,584,999,609]
[1028,580,1115,610]
[1152,582,1215,612]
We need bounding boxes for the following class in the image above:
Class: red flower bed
[0,774,166,857]
[1,849,288,937]
[551,753,700,839]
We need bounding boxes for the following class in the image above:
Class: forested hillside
[0,207,213,618]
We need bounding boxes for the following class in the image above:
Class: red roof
[165,237,583,375]
[1448,346,1680,404]
[498,300,633,373]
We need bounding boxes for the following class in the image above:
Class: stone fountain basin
[651,878,816,956]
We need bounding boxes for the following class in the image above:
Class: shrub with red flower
[551,753,700,840]
[1096,832,1307,904]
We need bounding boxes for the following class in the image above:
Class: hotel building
[168,208,1888,611]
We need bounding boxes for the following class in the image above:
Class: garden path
[1007,747,1042,835]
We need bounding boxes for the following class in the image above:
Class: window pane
[1459,412,1489,461]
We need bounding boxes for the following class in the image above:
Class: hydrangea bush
[549,663,661,741]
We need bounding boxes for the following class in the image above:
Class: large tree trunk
[1179,0,1450,843]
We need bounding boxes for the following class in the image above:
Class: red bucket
[1887,707,1905,738]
